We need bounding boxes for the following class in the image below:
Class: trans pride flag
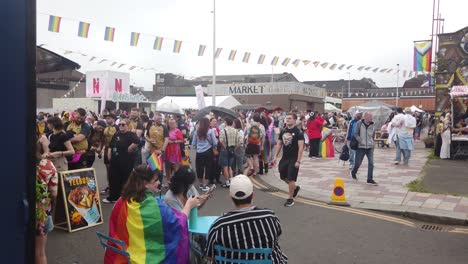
[413,40,432,72]
[147,152,163,172]
[105,193,189,264]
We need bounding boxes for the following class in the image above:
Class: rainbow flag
[320,62,329,68]
[414,40,432,72]
[130,32,140,46]
[329,64,337,70]
[153,37,164,50]
[347,65,353,70]
[104,27,115,41]
[313,61,320,67]
[282,58,291,66]
[242,52,251,63]
[147,152,163,172]
[173,40,182,53]
[271,56,279,66]
[105,193,189,264]
[257,54,266,64]
[198,45,206,56]
[48,15,62,33]
[292,59,300,67]
[303,60,311,65]
[215,48,222,58]
[77,21,90,38]
[228,50,237,61]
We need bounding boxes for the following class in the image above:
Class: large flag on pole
[413,40,432,72]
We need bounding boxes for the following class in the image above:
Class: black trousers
[195,149,214,182]
[108,157,134,201]
[309,138,321,157]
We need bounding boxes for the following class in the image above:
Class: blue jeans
[351,148,374,181]
[349,148,356,167]
[401,149,411,164]
[395,139,402,162]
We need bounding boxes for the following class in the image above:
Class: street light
[396,64,400,107]
[346,72,351,97]
[211,0,216,106]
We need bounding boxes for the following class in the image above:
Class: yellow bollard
[328,178,350,206]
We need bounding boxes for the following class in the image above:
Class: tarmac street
[46,151,468,264]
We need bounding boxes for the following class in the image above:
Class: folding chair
[214,244,272,264]
[96,231,131,264]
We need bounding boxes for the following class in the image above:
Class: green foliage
[406,179,429,193]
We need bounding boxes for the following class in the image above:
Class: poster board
[55,168,103,232]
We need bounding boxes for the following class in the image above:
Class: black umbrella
[192,106,238,121]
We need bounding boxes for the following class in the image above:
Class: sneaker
[221,183,229,188]
[393,160,400,165]
[200,185,210,192]
[102,198,116,204]
[284,199,295,207]
[100,187,110,195]
[348,164,354,170]
[293,186,301,198]
[366,180,378,186]
[351,174,357,180]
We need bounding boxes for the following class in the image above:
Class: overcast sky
[37,0,468,90]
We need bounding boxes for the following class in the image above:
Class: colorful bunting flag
[215,48,223,58]
[413,40,432,72]
[129,66,136,70]
[380,68,387,73]
[282,58,291,66]
[364,67,371,71]
[104,27,115,41]
[320,62,329,68]
[99,59,107,64]
[118,63,126,68]
[147,152,163,171]
[303,60,311,65]
[77,21,90,38]
[403,70,407,77]
[198,45,206,56]
[347,65,353,70]
[292,59,300,67]
[48,15,62,33]
[357,66,365,71]
[271,56,279,66]
[257,54,266,64]
[64,50,73,55]
[89,56,97,61]
[338,64,346,70]
[110,62,117,66]
[329,64,337,70]
[386,69,393,73]
[130,32,140,47]
[242,52,251,63]
[228,50,237,61]
[372,68,379,72]
[153,37,164,50]
[173,40,182,53]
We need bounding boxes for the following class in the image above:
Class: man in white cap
[205,175,288,263]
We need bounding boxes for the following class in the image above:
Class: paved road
[47,158,468,264]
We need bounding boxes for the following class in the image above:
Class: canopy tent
[324,103,342,113]
[155,96,241,110]
[410,105,425,113]
[359,100,397,110]
[347,104,393,130]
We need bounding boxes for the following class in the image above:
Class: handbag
[350,121,361,150]
[224,129,235,157]
[207,136,219,156]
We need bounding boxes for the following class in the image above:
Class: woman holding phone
[164,166,212,211]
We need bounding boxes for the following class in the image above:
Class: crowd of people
[35,105,439,263]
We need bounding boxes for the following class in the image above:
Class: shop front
[206,82,326,112]
[450,85,468,159]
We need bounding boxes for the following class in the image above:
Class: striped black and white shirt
[205,206,288,263]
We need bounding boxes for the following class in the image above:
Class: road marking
[450,228,468,235]
[251,178,416,227]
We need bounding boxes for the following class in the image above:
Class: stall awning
[450,85,468,98]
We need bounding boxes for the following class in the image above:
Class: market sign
[450,85,468,98]
[112,92,146,102]
[207,82,326,98]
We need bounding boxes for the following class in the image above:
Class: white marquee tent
[155,96,241,110]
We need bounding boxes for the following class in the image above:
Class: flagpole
[396,64,400,107]
[212,0,216,106]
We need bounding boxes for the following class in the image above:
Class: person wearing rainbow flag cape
[105,166,199,264]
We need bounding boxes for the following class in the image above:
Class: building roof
[36,46,81,74]
[194,72,298,83]
[303,78,379,90]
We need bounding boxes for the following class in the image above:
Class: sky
[37,0,468,91]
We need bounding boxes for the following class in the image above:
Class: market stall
[449,85,468,159]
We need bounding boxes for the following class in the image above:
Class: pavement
[257,143,468,225]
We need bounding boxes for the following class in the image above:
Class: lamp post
[396,64,400,107]
[346,72,351,97]
[211,0,216,106]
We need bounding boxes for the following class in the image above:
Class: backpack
[247,123,261,145]
[339,144,350,161]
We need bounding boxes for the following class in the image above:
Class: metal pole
[396,64,400,107]
[211,0,216,106]
[347,72,351,97]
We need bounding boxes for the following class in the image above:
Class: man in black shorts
[274,112,304,207]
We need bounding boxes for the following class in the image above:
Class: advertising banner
[86,71,130,98]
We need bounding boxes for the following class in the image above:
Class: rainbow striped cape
[105,192,189,264]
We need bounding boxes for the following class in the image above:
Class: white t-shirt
[404,115,416,135]
[391,113,406,136]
